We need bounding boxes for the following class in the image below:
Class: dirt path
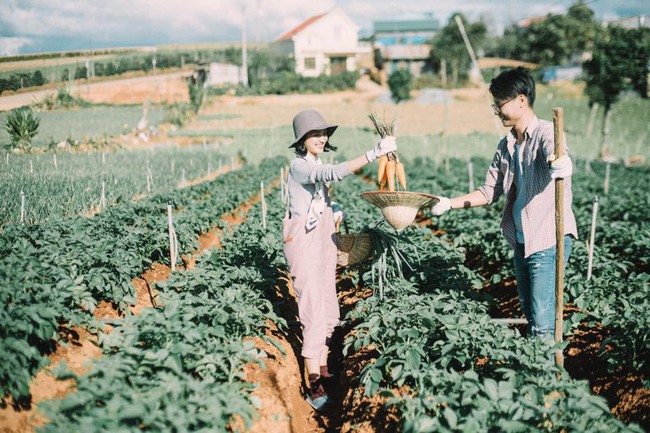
[0,71,190,111]
[200,77,506,138]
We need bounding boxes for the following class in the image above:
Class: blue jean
[513,236,571,340]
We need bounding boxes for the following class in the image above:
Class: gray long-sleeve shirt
[287,153,352,217]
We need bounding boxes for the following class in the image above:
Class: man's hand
[549,154,573,179]
[431,197,451,216]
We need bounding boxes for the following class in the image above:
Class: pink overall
[283,206,340,359]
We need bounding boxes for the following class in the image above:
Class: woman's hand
[366,136,397,162]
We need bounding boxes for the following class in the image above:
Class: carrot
[377,154,388,183]
[379,170,388,190]
[386,159,396,191]
[396,161,407,190]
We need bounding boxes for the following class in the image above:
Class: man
[431,67,577,340]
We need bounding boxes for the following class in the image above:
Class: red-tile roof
[518,15,546,28]
[277,13,326,40]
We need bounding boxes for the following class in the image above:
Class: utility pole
[454,15,502,136]
[241,3,249,87]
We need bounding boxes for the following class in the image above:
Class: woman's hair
[489,66,536,107]
[293,138,338,156]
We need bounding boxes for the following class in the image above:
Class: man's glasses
[491,96,518,115]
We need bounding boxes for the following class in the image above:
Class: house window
[304,57,316,70]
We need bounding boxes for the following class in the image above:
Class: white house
[206,62,241,87]
[275,7,360,77]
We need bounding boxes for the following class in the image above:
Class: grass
[0,105,167,147]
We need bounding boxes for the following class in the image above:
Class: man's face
[492,94,524,126]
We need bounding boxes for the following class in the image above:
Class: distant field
[0,105,168,147]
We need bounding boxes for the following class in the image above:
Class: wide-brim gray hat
[289,109,338,148]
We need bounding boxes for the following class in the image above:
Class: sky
[0,0,647,56]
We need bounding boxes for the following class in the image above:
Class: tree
[31,70,45,87]
[430,13,487,87]
[583,26,650,157]
[388,69,412,103]
[504,1,600,66]
[564,2,599,54]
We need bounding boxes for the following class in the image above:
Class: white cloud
[0,0,646,54]
[0,37,33,56]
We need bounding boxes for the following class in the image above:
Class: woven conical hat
[360,191,440,231]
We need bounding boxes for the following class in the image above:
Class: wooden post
[467,158,474,192]
[586,102,598,138]
[146,170,152,193]
[260,180,267,229]
[553,107,565,368]
[100,181,106,210]
[442,100,450,174]
[20,191,25,224]
[167,201,176,271]
[603,161,611,195]
[587,196,599,280]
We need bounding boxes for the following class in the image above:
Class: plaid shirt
[478,117,578,257]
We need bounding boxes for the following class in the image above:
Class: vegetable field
[1,77,648,432]
[1,145,234,227]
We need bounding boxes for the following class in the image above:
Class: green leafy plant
[4,106,40,150]
[388,69,412,103]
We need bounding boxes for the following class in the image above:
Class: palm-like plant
[5,106,40,150]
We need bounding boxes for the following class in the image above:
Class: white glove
[365,136,397,162]
[431,197,451,216]
[332,202,345,223]
[549,154,573,179]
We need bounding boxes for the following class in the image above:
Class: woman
[283,109,396,410]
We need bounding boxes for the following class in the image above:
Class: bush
[4,107,40,150]
[165,103,192,127]
[388,69,413,103]
[207,71,359,97]
[35,87,86,110]
[188,81,205,113]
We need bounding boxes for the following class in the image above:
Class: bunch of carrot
[369,113,407,191]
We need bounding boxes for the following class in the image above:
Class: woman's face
[304,129,328,157]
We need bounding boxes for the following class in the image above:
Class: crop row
[332,171,644,432]
[36,159,290,431]
[0,156,284,404]
[1,145,231,227]
[403,157,649,375]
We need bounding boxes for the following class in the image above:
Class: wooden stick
[553,107,565,368]
[587,196,599,280]
[167,202,176,271]
[467,158,474,192]
[20,191,25,224]
[604,161,611,195]
[491,318,528,325]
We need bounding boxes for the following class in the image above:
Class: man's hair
[489,66,536,107]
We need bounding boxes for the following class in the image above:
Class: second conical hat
[360,191,440,231]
